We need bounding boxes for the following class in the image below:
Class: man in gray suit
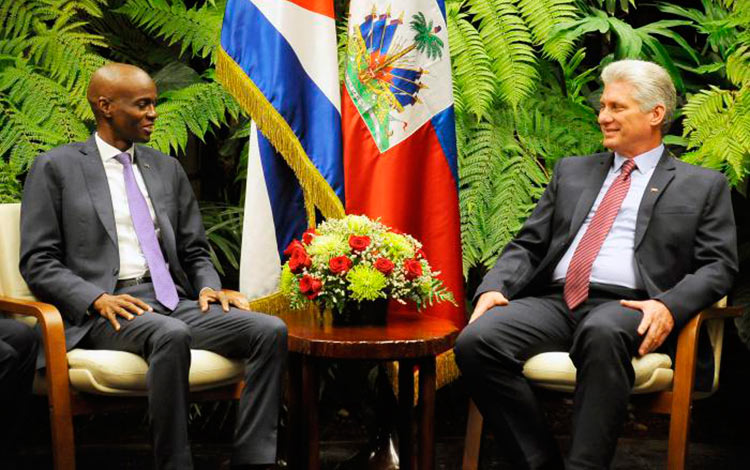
[455,60,737,469]
[20,63,286,470]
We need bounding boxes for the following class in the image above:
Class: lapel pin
[144,163,150,169]
[650,187,659,192]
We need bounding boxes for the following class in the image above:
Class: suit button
[113,268,118,275]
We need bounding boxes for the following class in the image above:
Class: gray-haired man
[455,59,737,469]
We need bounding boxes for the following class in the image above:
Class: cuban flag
[217,0,344,304]
[342,0,465,327]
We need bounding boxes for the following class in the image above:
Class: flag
[217,0,344,308]
[342,0,465,327]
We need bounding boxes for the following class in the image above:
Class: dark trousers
[80,283,288,470]
[454,284,648,470]
[0,318,39,469]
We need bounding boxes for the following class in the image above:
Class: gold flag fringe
[216,48,345,224]
[386,349,461,407]
[247,291,289,316]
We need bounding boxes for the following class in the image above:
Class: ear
[97,96,113,118]
[650,103,666,129]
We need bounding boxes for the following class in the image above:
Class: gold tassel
[386,349,462,406]
[216,48,345,221]
[247,291,289,315]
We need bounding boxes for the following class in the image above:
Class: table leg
[287,353,304,470]
[418,357,436,470]
[302,355,320,470]
[398,359,416,470]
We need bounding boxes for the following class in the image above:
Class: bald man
[20,63,287,470]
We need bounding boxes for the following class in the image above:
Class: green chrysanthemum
[381,232,415,260]
[307,234,349,259]
[345,214,378,235]
[346,265,388,301]
[419,281,432,297]
[279,264,296,295]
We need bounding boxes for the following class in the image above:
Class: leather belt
[116,276,152,289]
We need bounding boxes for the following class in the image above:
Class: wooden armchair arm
[665,305,744,412]
[0,296,72,403]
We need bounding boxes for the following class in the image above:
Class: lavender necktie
[115,152,179,310]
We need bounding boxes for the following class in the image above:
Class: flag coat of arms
[343,0,465,327]
[218,0,344,306]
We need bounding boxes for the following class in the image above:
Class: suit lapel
[567,153,613,240]
[133,146,167,217]
[79,135,118,247]
[634,149,675,249]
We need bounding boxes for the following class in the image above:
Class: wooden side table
[278,310,459,470]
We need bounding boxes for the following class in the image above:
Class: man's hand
[199,288,251,313]
[620,299,675,356]
[92,293,153,331]
[470,291,509,323]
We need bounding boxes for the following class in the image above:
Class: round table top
[276,310,460,360]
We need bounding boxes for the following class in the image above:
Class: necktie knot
[114,152,132,167]
[620,159,636,180]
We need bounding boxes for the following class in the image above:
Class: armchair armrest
[671,305,744,406]
[0,296,73,411]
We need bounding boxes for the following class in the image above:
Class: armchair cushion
[34,349,244,396]
[523,352,674,394]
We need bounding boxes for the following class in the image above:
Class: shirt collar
[95,132,134,164]
[613,144,664,175]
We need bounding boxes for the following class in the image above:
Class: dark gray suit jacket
[475,150,738,333]
[19,135,221,352]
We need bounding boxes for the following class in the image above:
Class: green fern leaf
[466,0,538,108]
[516,0,577,59]
[447,2,496,119]
[117,0,225,63]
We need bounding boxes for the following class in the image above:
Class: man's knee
[454,322,488,374]
[152,320,192,350]
[251,314,288,353]
[571,314,640,367]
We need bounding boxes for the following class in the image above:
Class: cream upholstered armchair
[461,298,742,470]
[0,203,247,470]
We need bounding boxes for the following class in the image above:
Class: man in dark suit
[20,63,287,470]
[0,319,39,469]
[454,59,737,469]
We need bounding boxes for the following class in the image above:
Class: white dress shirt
[95,133,158,280]
[552,145,664,289]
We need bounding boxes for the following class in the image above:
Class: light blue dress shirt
[552,145,664,289]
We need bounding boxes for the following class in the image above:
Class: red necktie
[564,159,637,310]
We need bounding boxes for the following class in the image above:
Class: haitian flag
[342,0,465,327]
[217,0,344,306]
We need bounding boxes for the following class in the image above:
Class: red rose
[302,228,317,245]
[374,257,395,275]
[329,256,353,274]
[299,275,322,299]
[416,248,427,259]
[349,235,371,252]
[288,250,312,273]
[284,239,305,257]
[404,259,423,280]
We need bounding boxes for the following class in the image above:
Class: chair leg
[48,390,76,470]
[666,388,692,470]
[462,399,483,470]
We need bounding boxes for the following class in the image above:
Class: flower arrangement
[279,215,455,316]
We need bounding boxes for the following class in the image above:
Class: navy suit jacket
[19,135,221,353]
